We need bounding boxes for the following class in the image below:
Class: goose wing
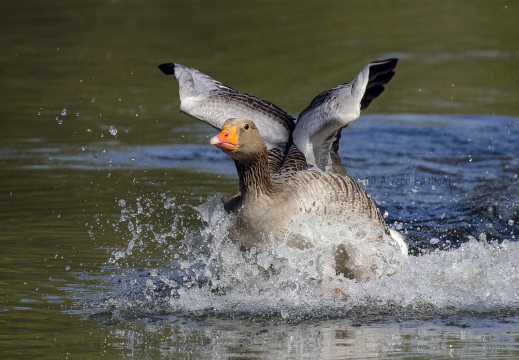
[291,171,388,228]
[293,58,398,173]
[158,63,295,153]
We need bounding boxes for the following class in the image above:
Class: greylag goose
[210,118,407,281]
[158,58,397,174]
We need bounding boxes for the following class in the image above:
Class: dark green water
[1,1,519,358]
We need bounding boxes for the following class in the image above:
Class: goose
[158,58,397,174]
[210,118,407,281]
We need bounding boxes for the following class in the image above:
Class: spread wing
[293,58,398,173]
[158,63,295,153]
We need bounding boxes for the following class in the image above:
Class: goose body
[210,118,407,281]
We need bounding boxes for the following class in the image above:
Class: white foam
[106,196,519,320]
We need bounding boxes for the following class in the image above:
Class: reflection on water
[92,316,519,359]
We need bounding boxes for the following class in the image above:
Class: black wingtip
[158,63,176,75]
[368,58,398,80]
[376,58,399,69]
[385,58,398,68]
[360,58,399,110]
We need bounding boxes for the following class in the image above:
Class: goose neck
[235,153,274,198]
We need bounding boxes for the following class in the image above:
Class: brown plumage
[210,118,405,281]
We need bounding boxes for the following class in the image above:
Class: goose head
[210,118,267,163]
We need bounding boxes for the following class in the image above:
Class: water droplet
[87,128,92,133]
[60,108,67,116]
[509,220,515,226]
[430,238,440,245]
[65,266,70,271]
[109,125,118,136]
[91,98,96,103]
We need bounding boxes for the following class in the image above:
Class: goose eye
[244,123,250,130]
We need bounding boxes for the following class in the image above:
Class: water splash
[109,193,193,265]
[109,125,117,137]
[96,195,519,322]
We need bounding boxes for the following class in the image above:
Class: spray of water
[98,194,519,321]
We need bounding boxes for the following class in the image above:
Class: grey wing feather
[159,63,295,152]
[292,171,389,233]
[293,58,398,173]
[273,144,309,182]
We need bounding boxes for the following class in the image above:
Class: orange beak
[210,125,238,151]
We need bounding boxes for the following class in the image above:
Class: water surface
[1,0,519,358]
